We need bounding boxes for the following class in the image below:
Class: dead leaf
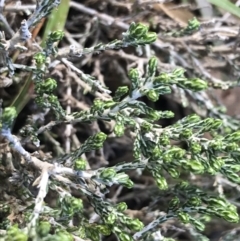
[152,2,194,27]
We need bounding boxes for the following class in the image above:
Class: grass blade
[207,0,240,18]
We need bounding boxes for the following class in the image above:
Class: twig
[28,170,49,236]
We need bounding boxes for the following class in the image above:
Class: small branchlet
[65,22,157,57]
[164,17,201,37]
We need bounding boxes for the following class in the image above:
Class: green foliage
[1,107,17,129]
[0,1,240,240]
[2,225,28,241]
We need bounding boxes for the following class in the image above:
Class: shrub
[1,1,240,241]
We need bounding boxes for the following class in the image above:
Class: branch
[28,170,49,236]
